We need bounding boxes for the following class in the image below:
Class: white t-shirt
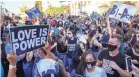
[84,66,107,77]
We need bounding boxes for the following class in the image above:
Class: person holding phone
[126,41,139,68]
[97,34,132,77]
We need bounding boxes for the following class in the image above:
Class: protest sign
[91,11,101,24]
[107,8,111,16]
[10,25,49,55]
[25,6,41,19]
[109,3,137,24]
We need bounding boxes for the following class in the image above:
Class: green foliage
[45,5,68,16]
[19,5,28,13]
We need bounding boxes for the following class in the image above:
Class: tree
[19,5,28,13]
[35,1,43,12]
[45,5,68,16]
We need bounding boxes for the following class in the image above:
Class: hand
[66,72,71,77]
[7,51,17,66]
[132,60,139,64]
[109,61,120,70]
[132,64,139,75]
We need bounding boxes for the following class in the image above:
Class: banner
[109,3,137,23]
[25,6,41,19]
[10,25,49,55]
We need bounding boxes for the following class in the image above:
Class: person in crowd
[25,18,33,25]
[50,20,59,36]
[97,34,132,77]
[57,27,67,55]
[57,20,63,27]
[22,51,34,77]
[37,42,68,77]
[48,30,58,55]
[126,41,139,68]
[107,17,127,53]
[65,30,79,76]
[77,50,107,77]
[85,29,102,57]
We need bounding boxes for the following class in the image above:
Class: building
[69,1,92,16]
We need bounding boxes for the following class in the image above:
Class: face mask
[108,44,117,51]
[86,61,96,69]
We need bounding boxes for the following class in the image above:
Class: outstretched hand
[7,51,17,66]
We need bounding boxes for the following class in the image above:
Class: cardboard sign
[109,3,137,23]
[25,6,41,19]
[10,25,49,55]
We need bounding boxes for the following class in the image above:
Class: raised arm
[26,51,34,62]
[106,17,112,36]
[7,51,17,77]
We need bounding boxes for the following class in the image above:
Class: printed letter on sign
[109,2,137,23]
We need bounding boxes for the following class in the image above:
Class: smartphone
[125,56,132,72]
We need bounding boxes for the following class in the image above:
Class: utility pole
[0,2,3,62]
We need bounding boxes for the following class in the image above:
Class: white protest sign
[109,3,137,23]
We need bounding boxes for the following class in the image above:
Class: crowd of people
[1,12,139,77]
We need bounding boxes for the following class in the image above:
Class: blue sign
[33,6,41,17]
[91,12,101,20]
[10,25,49,55]
[25,6,41,19]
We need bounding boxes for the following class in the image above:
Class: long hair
[77,50,95,76]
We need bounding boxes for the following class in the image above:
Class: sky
[0,0,61,14]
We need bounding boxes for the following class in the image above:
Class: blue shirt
[0,62,4,77]
[52,27,59,36]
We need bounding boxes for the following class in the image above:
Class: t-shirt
[98,50,126,77]
[126,48,139,68]
[52,27,59,36]
[67,38,77,58]
[84,66,107,77]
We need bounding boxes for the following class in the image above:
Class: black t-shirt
[67,37,77,58]
[98,50,126,77]
[126,48,139,68]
